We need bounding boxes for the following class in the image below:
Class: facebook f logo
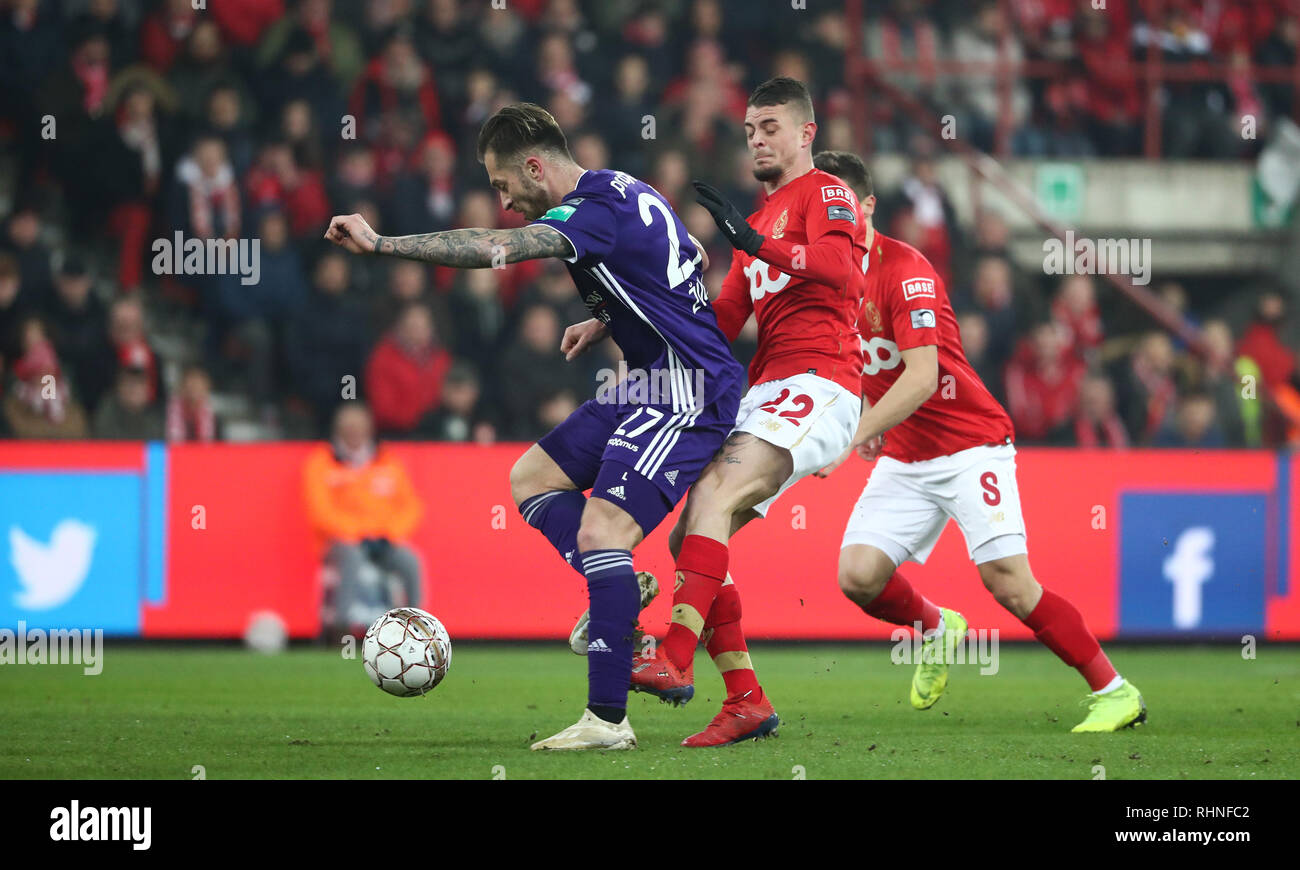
[1163,526,1215,629]
[1120,494,1267,637]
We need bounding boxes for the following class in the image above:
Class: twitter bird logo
[10,520,97,610]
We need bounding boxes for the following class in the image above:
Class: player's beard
[752,163,784,183]
[516,176,551,221]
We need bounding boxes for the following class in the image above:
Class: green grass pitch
[1,643,1296,779]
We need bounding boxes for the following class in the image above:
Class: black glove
[692,180,764,257]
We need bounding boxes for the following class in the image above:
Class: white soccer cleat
[569,571,659,655]
[530,709,637,751]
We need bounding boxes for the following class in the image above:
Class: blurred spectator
[173,133,241,240]
[348,26,441,144]
[93,365,164,439]
[303,401,423,634]
[1236,291,1300,445]
[389,131,459,235]
[1257,15,1298,123]
[414,0,482,103]
[1157,281,1198,350]
[1193,318,1247,447]
[2,207,54,306]
[425,361,495,444]
[364,303,452,438]
[3,316,89,439]
[204,84,256,177]
[256,0,366,96]
[0,252,35,368]
[371,260,433,338]
[1051,274,1103,359]
[255,25,346,133]
[286,251,369,431]
[43,256,115,411]
[957,310,1003,404]
[500,303,586,439]
[948,0,1030,152]
[244,139,331,240]
[140,0,200,73]
[166,364,220,442]
[446,267,506,380]
[1004,321,1086,442]
[1155,391,1226,448]
[108,296,159,403]
[598,54,657,177]
[169,19,232,125]
[890,154,959,287]
[1068,373,1129,449]
[968,255,1019,370]
[1115,331,1180,445]
[1075,6,1141,156]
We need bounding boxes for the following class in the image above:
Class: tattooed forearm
[373,225,574,267]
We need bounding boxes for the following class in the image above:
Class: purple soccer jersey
[532,169,745,411]
[532,169,744,533]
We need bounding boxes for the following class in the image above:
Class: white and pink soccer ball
[362,607,453,697]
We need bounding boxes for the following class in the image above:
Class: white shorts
[841,442,1028,566]
[732,372,861,517]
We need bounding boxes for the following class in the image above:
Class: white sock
[1094,675,1124,695]
[924,615,945,641]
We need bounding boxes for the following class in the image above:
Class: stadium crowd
[0,0,1297,447]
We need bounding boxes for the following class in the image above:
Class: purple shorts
[538,394,738,535]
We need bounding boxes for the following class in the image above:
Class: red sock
[1022,587,1118,692]
[662,535,728,670]
[703,581,762,701]
[860,572,942,634]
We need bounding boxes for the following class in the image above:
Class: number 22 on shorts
[758,389,815,426]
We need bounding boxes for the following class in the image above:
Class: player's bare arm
[324,213,574,267]
[848,344,938,449]
[560,318,609,361]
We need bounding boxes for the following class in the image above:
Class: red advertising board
[118,444,1299,641]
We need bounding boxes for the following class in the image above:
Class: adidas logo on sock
[606,486,626,500]
[664,469,679,485]
[587,638,611,653]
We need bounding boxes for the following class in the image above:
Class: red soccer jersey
[713,168,864,394]
[860,231,1014,462]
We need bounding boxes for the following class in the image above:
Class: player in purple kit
[325,103,744,751]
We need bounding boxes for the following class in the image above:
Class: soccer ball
[362,607,453,697]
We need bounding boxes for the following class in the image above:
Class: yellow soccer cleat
[910,608,968,710]
[1070,681,1147,733]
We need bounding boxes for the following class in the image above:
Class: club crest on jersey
[902,277,936,300]
[821,185,853,205]
[865,300,884,333]
[771,208,788,239]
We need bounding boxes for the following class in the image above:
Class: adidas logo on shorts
[606,486,626,500]
[664,469,679,485]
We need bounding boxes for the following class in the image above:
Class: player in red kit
[628,78,866,746]
[813,151,1145,732]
